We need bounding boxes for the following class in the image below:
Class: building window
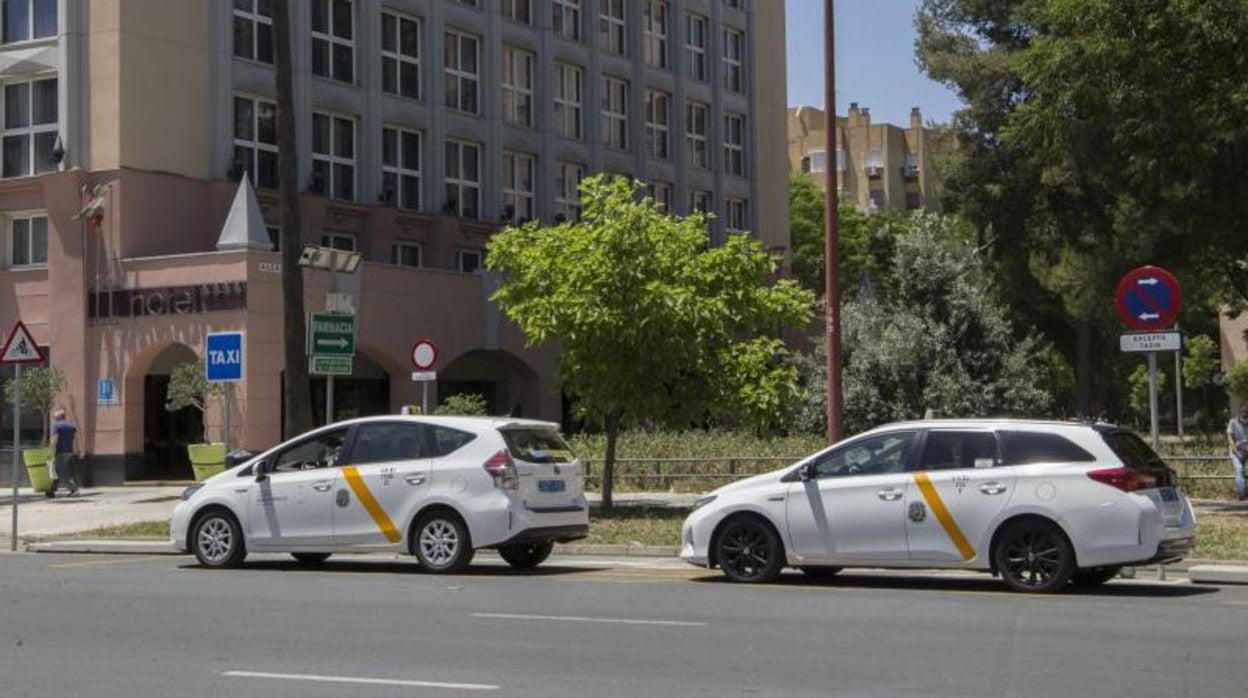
[725,198,747,232]
[444,29,480,114]
[598,0,625,55]
[724,113,745,177]
[233,0,273,63]
[380,10,419,100]
[1,0,55,44]
[646,182,672,211]
[555,161,584,221]
[905,191,922,211]
[2,76,57,179]
[723,27,744,93]
[643,1,669,68]
[381,125,421,210]
[7,213,47,267]
[445,139,481,220]
[311,0,354,83]
[311,112,356,201]
[502,151,535,223]
[233,95,278,189]
[553,63,583,140]
[553,0,581,41]
[601,76,628,151]
[684,13,707,81]
[391,240,422,268]
[644,89,669,161]
[501,0,530,23]
[805,149,826,173]
[868,188,885,212]
[502,45,534,127]
[457,248,483,273]
[321,232,356,251]
[724,0,743,8]
[689,189,711,215]
[685,101,708,169]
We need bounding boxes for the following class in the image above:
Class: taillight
[1087,467,1157,493]
[484,451,519,490]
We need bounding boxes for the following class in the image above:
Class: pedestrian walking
[47,409,82,498]
[1229,401,1248,502]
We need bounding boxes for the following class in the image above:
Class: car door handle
[979,482,1008,495]
[404,475,427,486]
[311,481,333,492]
[877,488,903,501]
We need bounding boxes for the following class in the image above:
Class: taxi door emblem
[953,476,969,494]
[908,501,927,523]
[336,489,350,508]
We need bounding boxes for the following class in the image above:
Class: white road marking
[471,612,706,627]
[221,670,500,691]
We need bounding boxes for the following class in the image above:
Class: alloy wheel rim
[1002,531,1062,587]
[420,520,459,567]
[719,524,770,579]
[197,518,233,563]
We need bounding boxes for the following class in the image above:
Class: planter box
[22,448,52,493]
[187,443,226,482]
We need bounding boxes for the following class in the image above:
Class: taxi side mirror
[798,462,818,482]
[254,460,271,483]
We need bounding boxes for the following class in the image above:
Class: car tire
[291,553,332,566]
[191,510,247,569]
[799,566,843,581]
[993,518,1075,593]
[716,517,784,584]
[412,511,474,574]
[1071,566,1120,588]
[498,541,555,569]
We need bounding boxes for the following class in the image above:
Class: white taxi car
[681,420,1196,592]
[171,416,588,573]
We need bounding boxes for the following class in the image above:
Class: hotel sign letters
[88,282,248,319]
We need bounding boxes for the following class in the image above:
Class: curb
[22,538,678,558]
[1188,565,1248,585]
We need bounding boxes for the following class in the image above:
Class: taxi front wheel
[412,512,474,574]
[192,510,247,569]
[716,517,784,584]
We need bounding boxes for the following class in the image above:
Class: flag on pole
[72,183,107,234]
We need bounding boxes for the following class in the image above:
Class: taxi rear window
[501,428,576,464]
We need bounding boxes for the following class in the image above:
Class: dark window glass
[351,422,430,463]
[272,428,349,473]
[917,431,998,472]
[429,426,476,457]
[256,22,273,63]
[233,16,254,59]
[999,431,1096,466]
[3,0,29,43]
[502,428,575,464]
[813,431,916,478]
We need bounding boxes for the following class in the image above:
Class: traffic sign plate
[308,313,356,357]
[1115,266,1181,332]
[310,355,353,376]
[205,332,245,382]
[1120,332,1181,353]
[411,371,437,382]
[410,339,438,370]
[0,321,43,364]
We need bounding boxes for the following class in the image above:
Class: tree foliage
[435,393,489,416]
[788,173,899,298]
[1183,335,1220,391]
[488,175,814,505]
[1228,360,1248,402]
[4,366,66,440]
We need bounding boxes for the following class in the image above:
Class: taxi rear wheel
[412,511,474,574]
[716,517,784,584]
[291,553,332,566]
[498,541,554,569]
[993,519,1075,593]
[191,510,246,569]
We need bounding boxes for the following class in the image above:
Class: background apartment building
[0,0,787,483]
[787,103,945,214]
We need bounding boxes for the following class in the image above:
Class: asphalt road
[1,552,1246,698]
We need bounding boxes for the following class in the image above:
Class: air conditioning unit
[903,164,921,180]
[865,165,884,179]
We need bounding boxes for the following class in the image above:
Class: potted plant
[3,366,67,493]
[165,361,226,481]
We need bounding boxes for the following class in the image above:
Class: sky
[785,0,964,126]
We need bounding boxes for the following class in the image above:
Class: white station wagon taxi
[172,416,588,573]
[681,420,1196,592]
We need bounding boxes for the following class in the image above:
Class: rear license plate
[538,479,566,493]
[1159,487,1179,502]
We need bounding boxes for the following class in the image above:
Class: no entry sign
[1115,266,1181,332]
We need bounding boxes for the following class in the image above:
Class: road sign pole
[1173,324,1184,440]
[223,385,232,456]
[10,364,21,551]
[326,375,334,425]
[421,381,428,416]
[1148,352,1160,451]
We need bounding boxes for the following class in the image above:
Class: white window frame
[684,13,708,81]
[311,0,355,83]
[806,148,826,174]
[5,212,48,268]
[645,89,669,161]
[233,0,273,63]
[724,112,745,177]
[457,248,484,274]
[725,197,747,232]
[233,94,278,189]
[390,240,423,268]
[321,232,357,252]
[555,161,584,221]
[1,0,56,45]
[553,62,583,140]
[444,29,481,114]
[2,75,58,179]
[689,189,711,215]
[553,0,581,41]
[380,9,420,100]
[723,26,744,93]
[444,139,482,220]
[502,45,534,127]
[598,0,625,55]
[502,0,530,24]
[643,1,669,69]
[381,125,422,210]
[311,111,357,201]
[686,101,708,169]
[501,151,536,223]
[601,76,629,151]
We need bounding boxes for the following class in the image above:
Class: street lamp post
[824,0,843,444]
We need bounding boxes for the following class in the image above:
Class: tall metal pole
[823,0,843,443]
[326,376,334,425]
[10,364,22,551]
[1148,352,1160,451]
[1174,324,1184,440]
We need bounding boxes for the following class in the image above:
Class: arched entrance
[438,350,539,417]
[139,344,202,480]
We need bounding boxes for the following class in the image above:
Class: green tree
[788,172,898,298]
[1227,360,1248,403]
[797,214,1053,434]
[435,393,489,416]
[1183,335,1220,391]
[4,366,66,441]
[487,175,814,507]
[1128,364,1167,428]
[165,362,221,443]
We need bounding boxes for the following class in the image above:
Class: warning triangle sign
[0,321,44,364]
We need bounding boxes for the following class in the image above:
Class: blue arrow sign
[205,332,244,383]
[1122,278,1176,323]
